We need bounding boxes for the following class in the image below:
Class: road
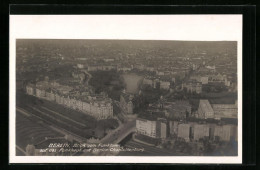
[101,119,136,144]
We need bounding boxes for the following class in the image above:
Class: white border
[9,15,242,164]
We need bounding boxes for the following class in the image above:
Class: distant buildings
[77,64,84,69]
[77,64,118,72]
[208,73,227,84]
[190,75,209,84]
[182,80,202,94]
[87,65,117,71]
[160,80,171,90]
[143,76,171,90]
[72,71,85,83]
[117,66,132,72]
[143,77,154,86]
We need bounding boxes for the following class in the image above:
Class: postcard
[9,15,242,163]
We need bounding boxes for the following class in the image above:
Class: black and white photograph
[9,15,242,163]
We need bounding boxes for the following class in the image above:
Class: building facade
[25,82,113,120]
[120,92,134,114]
[136,118,157,138]
[177,123,190,142]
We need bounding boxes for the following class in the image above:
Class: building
[136,115,168,139]
[198,100,214,119]
[164,100,192,119]
[135,64,145,71]
[160,80,170,90]
[197,99,237,119]
[208,73,227,84]
[182,80,202,94]
[45,90,55,101]
[77,64,85,69]
[214,124,237,142]
[156,118,167,139]
[190,75,209,84]
[120,91,134,114]
[177,123,190,142]
[212,101,238,119]
[143,77,154,86]
[193,124,210,141]
[87,65,99,71]
[156,70,165,76]
[35,88,46,98]
[169,121,178,136]
[72,71,85,83]
[136,117,157,138]
[25,82,113,120]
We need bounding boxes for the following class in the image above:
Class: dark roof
[209,98,237,105]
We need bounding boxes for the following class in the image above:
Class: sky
[10,15,242,41]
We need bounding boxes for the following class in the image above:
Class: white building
[136,118,157,138]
